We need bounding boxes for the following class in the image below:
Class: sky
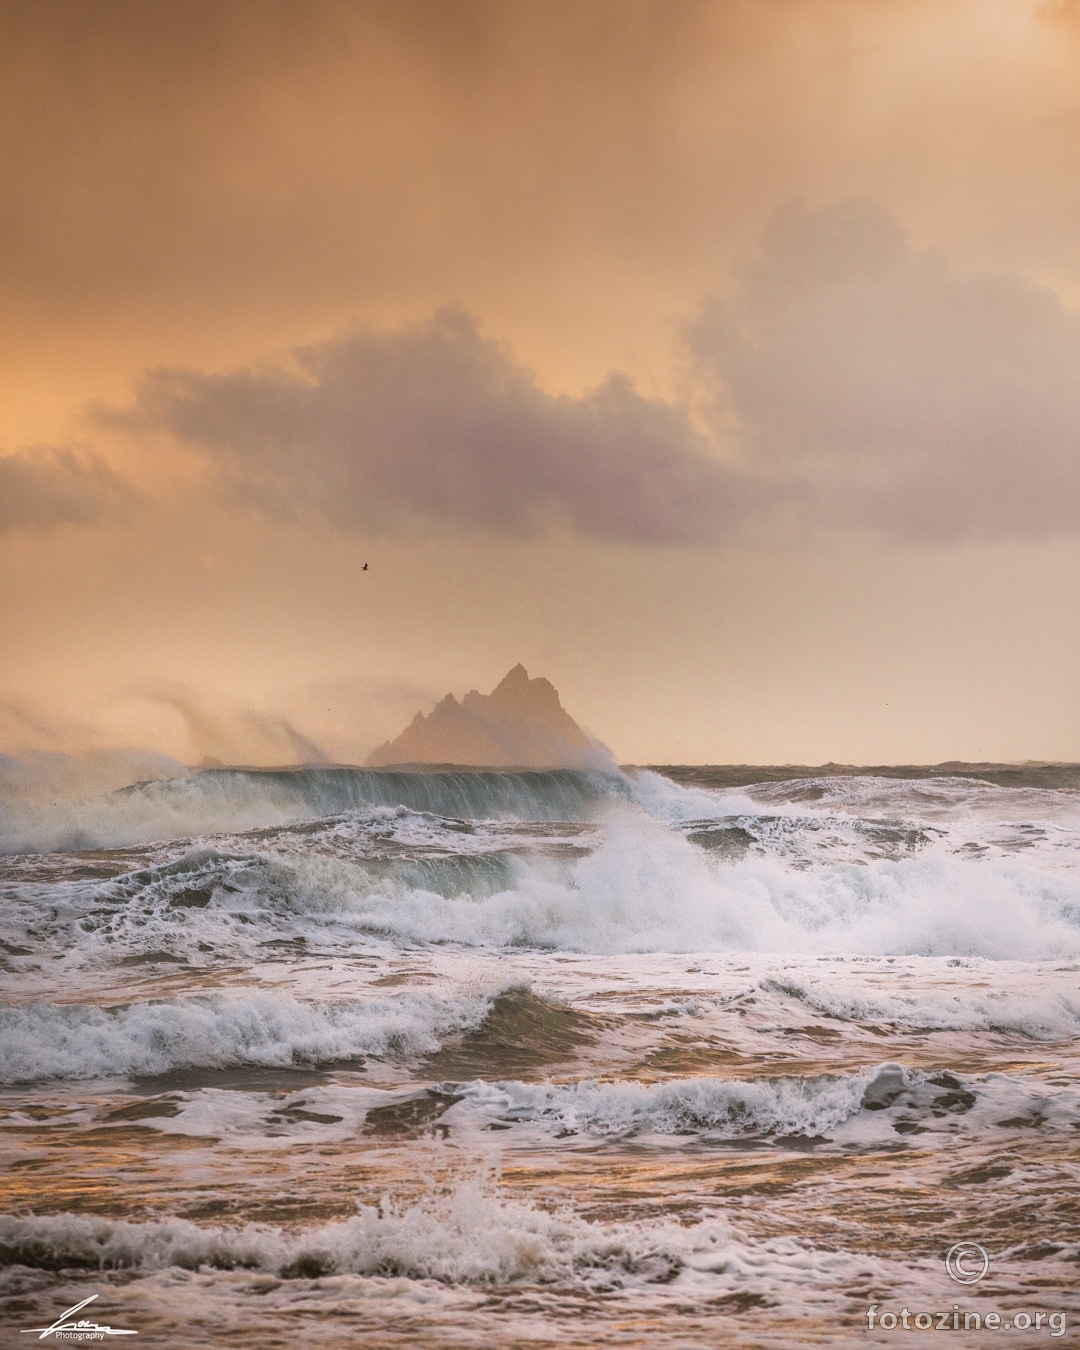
[3,0,1080,767]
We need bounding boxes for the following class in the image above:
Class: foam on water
[450,1064,901,1138]
[105,1062,1074,1149]
[443,1064,1080,1142]
[0,988,495,1084]
[0,1182,865,1293]
[3,762,1079,1345]
[5,803,1080,970]
[236,809,1080,959]
[764,972,1080,1039]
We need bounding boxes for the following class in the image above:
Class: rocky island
[365,664,610,769]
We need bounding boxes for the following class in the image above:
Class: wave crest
[0,989,493,1084]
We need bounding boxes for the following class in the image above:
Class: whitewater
[1,762,1078,1346]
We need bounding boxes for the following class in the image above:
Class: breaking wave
[5,814,1080,966]
[0,989,494,1084]
[0,1184,852,1290]
[319,818,1080,958]
[451,1063,905,1138]
[764,974,1080,1039]
[0,766,634,854]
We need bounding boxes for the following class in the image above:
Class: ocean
[1,762,1078,1346]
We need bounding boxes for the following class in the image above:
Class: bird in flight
[362,563,369,571]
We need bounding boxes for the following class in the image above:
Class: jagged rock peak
[365,665,612,769]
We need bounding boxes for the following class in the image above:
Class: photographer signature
[21,1294,137,1340]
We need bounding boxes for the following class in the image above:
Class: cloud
[100,200,1080,545]
[108,305,741,544]
[0,447,133,534]
[685,198,1080,540]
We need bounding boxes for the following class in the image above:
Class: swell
[655,762,1080,792]
[0,989,495,1084]
[178,767,628,821]
[0,767,631,854]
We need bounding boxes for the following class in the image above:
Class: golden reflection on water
[2,964,1079,1346]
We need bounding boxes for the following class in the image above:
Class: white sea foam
[131,1066,906,1145]
[0,1183,861,1291]
[295,808,1080,959]
[450,1064,902,1138]
[9,808,1080,968]
[626,769,759,821]
[0,989,493,1084]
[6,767,1080,968]
[447,1064,1080,1142]
[764,973,1080,1039]
[0,1187,690,1286]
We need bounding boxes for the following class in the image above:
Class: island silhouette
[365,664,611,769]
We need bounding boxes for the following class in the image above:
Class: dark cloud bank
[110,305,736,544]
[97,199,1080,546]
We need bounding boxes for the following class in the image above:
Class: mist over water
[2,762,1078,1346]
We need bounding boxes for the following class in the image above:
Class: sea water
[1,763,1078,1346]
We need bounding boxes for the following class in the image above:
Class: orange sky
[3,0,1080,766]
